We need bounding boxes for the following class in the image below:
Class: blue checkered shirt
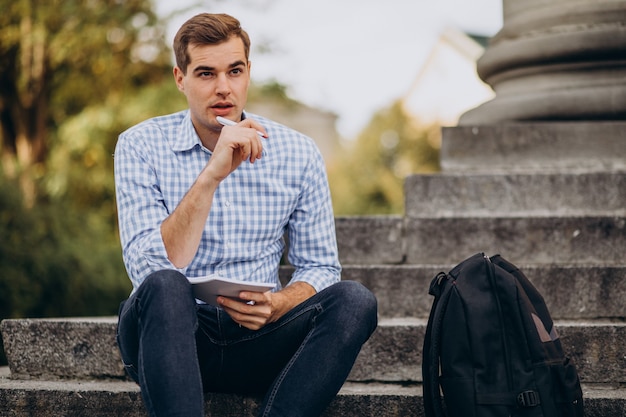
[114,110,341,293]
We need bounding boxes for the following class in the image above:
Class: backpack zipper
[485,255,514,391]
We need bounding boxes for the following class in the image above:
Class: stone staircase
[2,122,626,416]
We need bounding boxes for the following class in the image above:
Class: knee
[139,270,195,310]
[143,269,187,288]
[340,281,377,314]
[326,281,378,334]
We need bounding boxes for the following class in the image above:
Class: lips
[211,102,234,117]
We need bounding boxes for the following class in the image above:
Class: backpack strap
[423,271,455,417]
[477,390,541,407]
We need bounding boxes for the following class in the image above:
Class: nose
[215,73,230,97]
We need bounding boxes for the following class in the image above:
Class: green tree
[329,101,440,215]
[0,75,190,365]
[46,79,187,226]
[0,0,172,202]
[0,170,133,365]
[0,0,176,366]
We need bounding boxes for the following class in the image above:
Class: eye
[198,71,214,78]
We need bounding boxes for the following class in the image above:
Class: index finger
[239,119,268,138]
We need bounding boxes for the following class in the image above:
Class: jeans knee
[338,281,377,311]
[139,269,195,314]
[326,281,378,336]
[143,269,188,294]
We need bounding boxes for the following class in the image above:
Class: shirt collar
[170,110,252,153]
[171,111,202,152]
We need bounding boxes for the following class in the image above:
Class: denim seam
[260,304,323,417]
[117,299,140,381]
[216,307,226,379]
[137,314,156,416]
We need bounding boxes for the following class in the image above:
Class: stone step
[404,216,626,265]
[334,215,626,265]
[440,122,626,172]
[335,216,405,265]
[3,318,625,385]
[1,367,624,417]
[404,170,626,217]
[330,264,626,320]
[353,318,626,385]
[0,366,420,417]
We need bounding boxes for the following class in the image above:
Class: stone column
[459,0,626,124]
[441,0,626,172]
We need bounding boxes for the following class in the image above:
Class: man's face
[174,36,251,142]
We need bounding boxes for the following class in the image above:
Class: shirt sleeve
[286,147,341,293]
[114,128,185,290]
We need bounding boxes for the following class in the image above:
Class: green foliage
[0,172,131,364]
[45,79,187,224]
[0,0,177,366]
[0,175,130,318]
[0,0,171,115]
[0,0,172,171]
[328,101,441,215]
[248,81,295,104]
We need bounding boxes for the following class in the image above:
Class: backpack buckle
[429,272,447,297]
[517,390,541,407]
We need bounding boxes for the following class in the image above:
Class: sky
[155,0,503,138]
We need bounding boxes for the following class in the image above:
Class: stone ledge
[404,170,626,217]
[337,264,626,320]
[335,215,626,265]
[0,367,422,417]
[404,216,626,264]
[335,216,405,264]
[358,318,626,383]
[3,318,626,384]
[2,368,625,417]
[441,122,626,172]
[1,318,122,381]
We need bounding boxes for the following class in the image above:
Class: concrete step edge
[332,263,626,319]
[440,122,626,172]
[4,317,626,384]
[335,215,626,264]
[1,367,625,417]
[2,365,626,400]
[404,170,626,217]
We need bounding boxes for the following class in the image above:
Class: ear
[173,66,185,92]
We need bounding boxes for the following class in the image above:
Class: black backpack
[422,253,584,417]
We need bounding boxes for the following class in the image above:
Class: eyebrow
[192,60,247,74]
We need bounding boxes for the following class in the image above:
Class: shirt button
[224,201,231,207]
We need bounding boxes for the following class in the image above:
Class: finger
[218,295,257,313]
[239,130,263,163]
[255,135,264,158]
[240,119,268,138]
[249,135,263,162]
[221,304,265,330]
[238,291,268,306]
[237,141,252,163]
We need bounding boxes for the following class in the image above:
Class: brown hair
[173,13,251,74]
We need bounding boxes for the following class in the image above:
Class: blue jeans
[116,270,378,417]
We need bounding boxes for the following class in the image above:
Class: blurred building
[247,98,341,166]
[401,27,495,126]
[246,27,496,165]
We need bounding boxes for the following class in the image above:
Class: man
[114,13,377,417]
